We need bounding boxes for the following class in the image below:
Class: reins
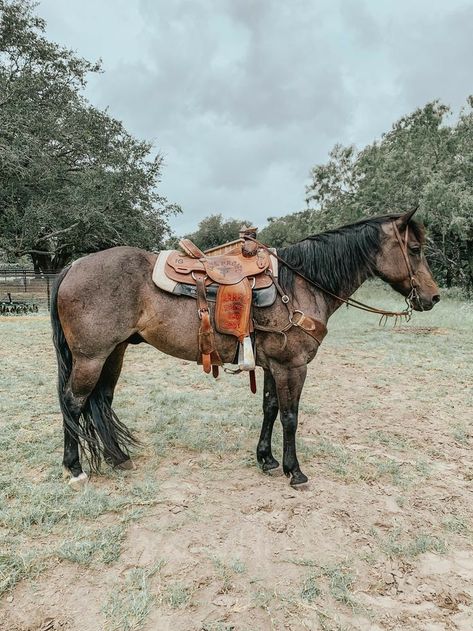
[246,220,419,324]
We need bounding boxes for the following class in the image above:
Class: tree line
[1,1,472,292]
[0,0,178,273]
[188,102,473,294]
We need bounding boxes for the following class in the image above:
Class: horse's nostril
[432,294,440,304]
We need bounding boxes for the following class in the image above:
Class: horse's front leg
[271,362,308,486]
[256,369,280,471]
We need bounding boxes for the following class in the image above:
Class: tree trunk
[30,250,70,274]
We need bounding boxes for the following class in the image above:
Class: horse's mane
[278,214,425,296]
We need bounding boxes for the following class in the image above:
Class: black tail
[51,267,139,472]
[51,266,74,432]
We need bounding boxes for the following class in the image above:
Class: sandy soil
[1,309,472,631]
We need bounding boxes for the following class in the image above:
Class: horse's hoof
[290,471,308,486]
[262,459,280,472]
[68,472,89,489]
[115,459,136,471]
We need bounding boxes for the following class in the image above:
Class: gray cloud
[39,0,472,234]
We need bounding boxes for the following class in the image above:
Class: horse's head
[376,209,440,311]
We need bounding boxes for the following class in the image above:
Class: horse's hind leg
[62,356,106,488]
[101,343,127,407]
[256,369,280,471]
[99,343,135,470]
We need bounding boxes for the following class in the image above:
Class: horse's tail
[51,265,139,472]
[82,384,140,472]
[51,265,74,426]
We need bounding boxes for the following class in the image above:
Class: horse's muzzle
[413,294,440,311]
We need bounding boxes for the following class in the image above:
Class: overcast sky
[39,0,473,235]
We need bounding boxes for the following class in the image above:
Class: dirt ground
[1,290,472,631]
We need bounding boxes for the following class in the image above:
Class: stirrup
[238,336,255,371]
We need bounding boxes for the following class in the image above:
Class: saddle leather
[156,234,278,386]
[215,279,252,341]
[165,249,273,287]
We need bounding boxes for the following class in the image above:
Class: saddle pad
[172,282,277,308]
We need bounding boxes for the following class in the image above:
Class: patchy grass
[162,581,192,609]
[300,573,321,603]
[103,562,165,631]
[442,514,471,536]
[1,285,473,630]
[375,529,447,558]
[57,524,125,565]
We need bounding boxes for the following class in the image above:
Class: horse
[51,209,440,488]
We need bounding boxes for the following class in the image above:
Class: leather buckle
[289,310,304,326]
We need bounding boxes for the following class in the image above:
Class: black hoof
[262,458,280,472]
[290,471,308,486]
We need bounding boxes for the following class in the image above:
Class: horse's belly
[138,290,239,364]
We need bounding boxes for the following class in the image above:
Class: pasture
[1,285,472,631]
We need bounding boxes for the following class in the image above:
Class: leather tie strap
[194,272,222,373]
[179,238,206,259]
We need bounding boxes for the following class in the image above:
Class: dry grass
[1,284,473,630]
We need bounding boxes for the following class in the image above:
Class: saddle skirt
[152,243,278,377]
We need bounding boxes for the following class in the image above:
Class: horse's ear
[397,206,419,228]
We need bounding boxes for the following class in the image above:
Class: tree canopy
[261,100,473,292]
[0,0,178,272]
[184,214,252,251]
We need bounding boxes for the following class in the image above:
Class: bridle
[391,221,420,318]
[246,221,420,325]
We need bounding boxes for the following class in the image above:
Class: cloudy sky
[39,0,473,235]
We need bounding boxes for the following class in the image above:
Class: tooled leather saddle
[152,227,277,392]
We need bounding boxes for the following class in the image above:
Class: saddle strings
[245,225,417,322]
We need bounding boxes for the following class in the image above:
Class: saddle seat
[164,245,273,288]
[153,228,277,389]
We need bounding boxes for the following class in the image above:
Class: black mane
[278,214,424,296]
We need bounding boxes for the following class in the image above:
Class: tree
[184,214,252,251]
[258,210,315,247]
[302,100,473,291]
[0,0,178,272]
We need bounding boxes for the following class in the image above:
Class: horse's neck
[321,270,370,318]
[284,237,373,320]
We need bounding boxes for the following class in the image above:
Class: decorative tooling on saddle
[164,249,274,287]
[152,228,329,393]
[152,234,279,389]
[152,251,278,304]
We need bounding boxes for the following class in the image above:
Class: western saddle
[153,226,327,392]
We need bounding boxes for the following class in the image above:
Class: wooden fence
[0,269,58,310]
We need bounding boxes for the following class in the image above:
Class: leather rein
[247,221,419,340]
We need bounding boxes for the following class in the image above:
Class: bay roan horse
[51,209,440,488]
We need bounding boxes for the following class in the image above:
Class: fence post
[23,270,27,292]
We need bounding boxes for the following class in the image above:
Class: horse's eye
[409,246,421,255]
